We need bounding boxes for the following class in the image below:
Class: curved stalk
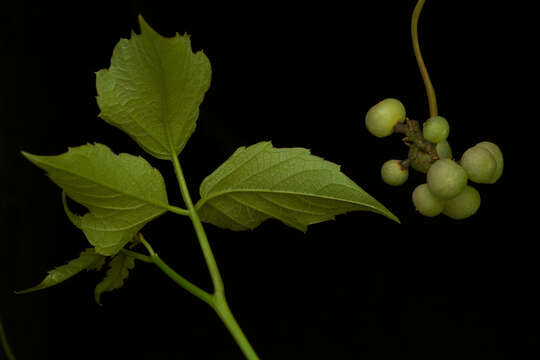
[137,234,214,305]
[0,316,16,360]
[412,0,438,117]
[136,233,258,359]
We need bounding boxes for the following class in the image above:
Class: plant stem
[0,316,16,360]
[212,293,260,360]
[120,249,154,263]
[137,234,214,305]
[412,0,438,117]
[169,155,224,293]
[168,155,259,359]
[137,233,258,358]
[165,204,190,216]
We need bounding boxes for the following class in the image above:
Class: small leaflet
[16,249,106,294]
[94,252,136,306]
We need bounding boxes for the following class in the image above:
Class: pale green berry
[475,141,503,183]
[365,98,406,138]
[381,160,408,186]
[408,141,452,174]
[436,140,452,159]
[427,159,468,199]
[460,146,497,184]
[442,185,481,219]
[423,116,450,143]
[408,146,432,173]
[412,184,445,217]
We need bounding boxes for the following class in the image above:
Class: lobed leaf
[21,143,169,256]
[96,15,212,160]
[196,141,399,231]
[15,249,105,294]
[94,252,135,306]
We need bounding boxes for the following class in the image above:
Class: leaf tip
[387,212,401,224]
[137,14,156,37]
[13,286,38,295]
[20,150,33,160]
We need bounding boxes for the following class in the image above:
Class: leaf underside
[15,248,105,294]
[96,15,212,160]
[94,252,135,306]
[21,143,169,256]
[196,141,399,232]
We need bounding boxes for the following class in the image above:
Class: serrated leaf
[196,141,399,231]
[96,15,211,160]
[21,143,169,256]
[94,252,135,306]
[87,256,107,272]
[15,249,106,294]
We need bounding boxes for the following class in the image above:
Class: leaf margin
[15,248,106,295]
[195,141,400,232]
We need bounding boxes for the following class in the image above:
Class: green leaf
[21,143,170,256]
[196,141,399,231]
[94,252,135,306]
[96,15,212,160]
[15,249,106,294]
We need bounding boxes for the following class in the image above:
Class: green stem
[212,293,260,360]
[165,141,258,358]
[137,234,213,305]
[412,0,438,117]
[169,154,224,294]
[165,204,190,216]
[120,249,154,263]
[0,316,16,360]
[138,232,259,359]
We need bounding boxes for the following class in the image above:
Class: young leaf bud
[427,159,468,199]
[365,98,406,138]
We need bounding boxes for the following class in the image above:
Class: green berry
[427,159,468,199]
[442,185,481,219]
[381,160,408,186]
[460,146,497,184]
[408,146,432,173]
[423,115,450,143]
[412,184,445,217]
[435,140,452,159]
[475,141,503,183]
[365,98,406,138]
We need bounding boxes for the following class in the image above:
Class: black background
[1,1,538,359]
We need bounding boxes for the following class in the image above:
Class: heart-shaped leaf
[15,248,105,294]
[196,141,399,231]
[96,15,211,160]
[22,143,170,256]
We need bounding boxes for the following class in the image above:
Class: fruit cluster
[365,98,503,219]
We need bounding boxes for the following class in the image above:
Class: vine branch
[412,0,438,117]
